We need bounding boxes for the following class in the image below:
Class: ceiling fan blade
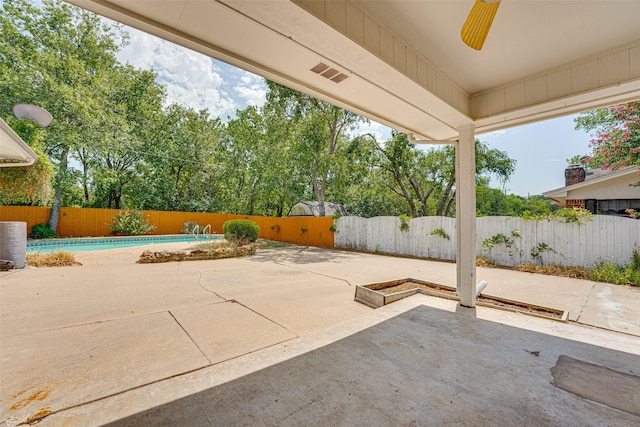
[461,0,501,50]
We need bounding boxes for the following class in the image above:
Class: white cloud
[352,120,392,141]
[116,27,238,118]
[233,71,267,107]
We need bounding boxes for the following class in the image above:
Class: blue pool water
[27,234,221,253]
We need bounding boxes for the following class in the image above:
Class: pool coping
[26,234,223,250]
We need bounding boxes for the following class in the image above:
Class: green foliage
[482,233,514,253]
[522,208,593,224]
[0,0,132,227]
[1,2,528,219]
[476,187,556,217]
[590,262,640,286]
[632,247,640,271]
[574,102,640,170]
[263,81,363,215]
[589,248,640,286]
[108,211,155,235]
[428,228,450,240]
[398,214,411,231]
[530,242,557,265]
[30,223,56,239]
[328,213,341,233]
[223,219,260,243]
[354,133,518,218]
[0,137,53,206]
[511,229,521,237]
[181,221,199,234]
[556,208,593,224]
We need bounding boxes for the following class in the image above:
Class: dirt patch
[378,281,455,296]
[377,281,562,319]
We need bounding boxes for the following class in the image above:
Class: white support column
[456,125,476,307]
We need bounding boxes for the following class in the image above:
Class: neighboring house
[543,165,640,216]
[288,201,347,217]
[0,117,38,166]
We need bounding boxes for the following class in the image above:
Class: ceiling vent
[310,62,349,83]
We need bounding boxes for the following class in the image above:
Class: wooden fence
[0,206,334,247]
[335,215,640,268]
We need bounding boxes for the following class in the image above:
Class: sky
[116,25,594,198]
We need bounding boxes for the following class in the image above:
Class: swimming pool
[27,234,222,253]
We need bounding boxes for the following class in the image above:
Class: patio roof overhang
[0,118,38,167]
[66,0,640,141]
[64,0,640,306]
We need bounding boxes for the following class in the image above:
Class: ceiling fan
[461,0,501,50]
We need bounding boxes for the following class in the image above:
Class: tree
[89,65,165,209]
[0,0,128,230]
[223,104,305,216]
[135,104,224,212]
[475,184,555,217]
[359,132,441,217]
[575,102,640,170]
[264,81,363,215]
[359,132,516,217]
[340,139,408,217]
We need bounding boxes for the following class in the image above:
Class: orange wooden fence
[0,206,334,247]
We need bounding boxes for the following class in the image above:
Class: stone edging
[138,245,256,263]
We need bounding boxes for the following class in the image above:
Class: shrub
[590,261,627,285]
[589,249,640,286]
[589,260,640,286]
[632,247,640,271]
[30,223,56,239]
[108,211,155,236]
[181,220,199,234]
[223,219,259,243]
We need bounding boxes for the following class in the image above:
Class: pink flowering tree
[575,102,640,170]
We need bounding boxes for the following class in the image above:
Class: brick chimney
[564,165,586,186]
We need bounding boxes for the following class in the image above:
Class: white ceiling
[66,0,640,140]
[354,0,640,93]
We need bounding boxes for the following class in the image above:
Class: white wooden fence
[335,216,640,268]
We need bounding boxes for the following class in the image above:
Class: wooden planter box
[355,278,568,322]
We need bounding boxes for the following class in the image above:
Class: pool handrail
[202,224,212,241]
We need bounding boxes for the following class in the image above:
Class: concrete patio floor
[1,243,639,426]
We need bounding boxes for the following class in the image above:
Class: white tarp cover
[288,201,348,217]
